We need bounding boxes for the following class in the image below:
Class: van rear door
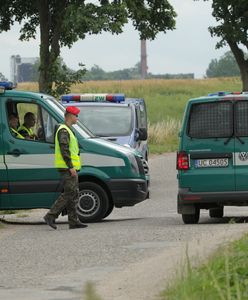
[183,101,235,192]
[233,100,248,190]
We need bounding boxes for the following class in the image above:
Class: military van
[177,91,248,224]
[0,82,149,222]
[61,93,149,161]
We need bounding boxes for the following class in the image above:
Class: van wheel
[103,201,114,219]
[182,208,200,224]
[209,207,224,218]
[77,182,109,223]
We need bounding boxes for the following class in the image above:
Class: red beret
[66,106,80,115]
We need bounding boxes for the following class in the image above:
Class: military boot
[43,214,57,230]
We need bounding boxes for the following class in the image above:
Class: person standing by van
[43,106,87,230]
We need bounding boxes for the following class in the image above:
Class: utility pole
[140,39,148,79]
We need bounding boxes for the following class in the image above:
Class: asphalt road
[1,153,248,300]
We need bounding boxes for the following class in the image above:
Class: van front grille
[135,156,149,176]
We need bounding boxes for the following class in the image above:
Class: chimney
[141,40,148,79]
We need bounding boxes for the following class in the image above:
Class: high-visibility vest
[11,128,24,139]
[18,125,35,138]
[55,124,81,170]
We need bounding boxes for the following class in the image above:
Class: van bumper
[178,188,248,213]
[107,179,148,207]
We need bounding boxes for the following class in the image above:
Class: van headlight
[128,154,139,174]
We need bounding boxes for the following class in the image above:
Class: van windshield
[46,97,94,138]
[78,105,133,136]
[188,101,233,138]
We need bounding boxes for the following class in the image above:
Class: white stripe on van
[0,155,6,170]
[5,153,125,169]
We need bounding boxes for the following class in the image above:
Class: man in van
[43,106,88,230]
[18,112,38,140]
[8,114,24,139]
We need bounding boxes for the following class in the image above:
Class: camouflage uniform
[46,127,79,226]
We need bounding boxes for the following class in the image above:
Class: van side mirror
[137,128,148,141]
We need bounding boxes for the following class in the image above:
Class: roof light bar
[208,91,230,97]
[0,81,16,90]
[61,93,125,103]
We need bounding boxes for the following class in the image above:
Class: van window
[235,101,248,137]
[78,106,132,136]
[7,101,58,143]
[188,102,233,138]
[40,107,59,143]
[137,104,147,129]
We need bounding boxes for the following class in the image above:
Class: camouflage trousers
[47,170,79,226]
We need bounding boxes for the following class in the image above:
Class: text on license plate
[195,158,229,168]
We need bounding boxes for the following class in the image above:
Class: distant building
[10,55,39,83]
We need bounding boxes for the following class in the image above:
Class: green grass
[0,210,17,215]
[18,77,242,153]
[83,282,102,300]
[160,234,248,300]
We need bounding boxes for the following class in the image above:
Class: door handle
[7,149,23,157]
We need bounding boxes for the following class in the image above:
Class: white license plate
[195,158,229,168]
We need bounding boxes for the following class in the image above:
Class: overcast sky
[0,0,229,80]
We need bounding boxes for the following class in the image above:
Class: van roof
[188,92,248,105]
[0,89,48,99]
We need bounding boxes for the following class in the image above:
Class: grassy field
[18,77,242,153]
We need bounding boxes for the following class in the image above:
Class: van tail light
[177,151,189,170]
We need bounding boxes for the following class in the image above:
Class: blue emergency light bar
[61,93,125,103]
[208,91,245,97]
[0,81,16,90]
[208,91,230,97]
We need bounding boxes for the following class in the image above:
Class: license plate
[195,158,229,168]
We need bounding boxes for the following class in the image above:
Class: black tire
[77,182,109,223]
[103,201,114,219]
[182,208,200,224]
[209,207,224,218]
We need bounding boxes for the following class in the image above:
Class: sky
[0,0,229,80]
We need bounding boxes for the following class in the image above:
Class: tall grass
[161,234,248,300]
[18,78,242,153]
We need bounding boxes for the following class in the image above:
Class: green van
[0,82,149,222]
[177,91,248,224]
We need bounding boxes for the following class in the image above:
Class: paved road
[1,153,248,300]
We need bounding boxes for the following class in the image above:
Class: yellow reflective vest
[18,125,35,138]
[55,124,81,170]
[11,128,24,139]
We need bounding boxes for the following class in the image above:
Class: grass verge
[160,234,248,300]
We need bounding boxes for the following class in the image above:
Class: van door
[2,98,60,209]
[184,101,235,192]
[0,102,9,207]
[233,100,248,190]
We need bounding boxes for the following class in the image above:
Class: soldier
[43,106,87,230]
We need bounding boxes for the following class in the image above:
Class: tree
[206,51,240,78]
[198,0,248,90]
[0,1,176,95]
[0,72,7,81]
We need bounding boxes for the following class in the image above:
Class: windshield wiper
[224,134,245,145]
[236,135,245,144]
[224,134,233,145]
